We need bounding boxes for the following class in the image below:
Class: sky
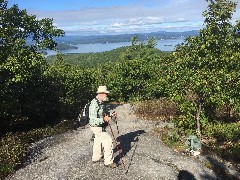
[7,0,240,36]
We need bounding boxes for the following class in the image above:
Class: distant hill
[55,30,199,45]
[46,46,166,68]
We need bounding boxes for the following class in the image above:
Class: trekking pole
[108,121,126,170]
[112,112,120,136]
[112,112,124,156]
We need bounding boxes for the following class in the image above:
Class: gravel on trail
[6,104,239,180]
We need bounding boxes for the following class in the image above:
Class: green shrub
[0,133,26,179]
[203,122,240,142]
[0,120,76,179]
[220,143,240,162]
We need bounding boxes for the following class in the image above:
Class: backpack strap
[94,97,101,118]
[94,97,100,106]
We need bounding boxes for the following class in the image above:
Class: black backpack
[78,98,99,127]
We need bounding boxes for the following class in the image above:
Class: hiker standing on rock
[89,85,117,168]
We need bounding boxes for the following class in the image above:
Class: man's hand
[104,114,109,122]
[111,111,117,118]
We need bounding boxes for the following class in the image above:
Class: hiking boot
[104,162,117,168]
[93,156,104,163]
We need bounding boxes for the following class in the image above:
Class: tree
[45,53,98,118]
[0,0,64,125]
[121,35,161,61]
[168,0,240,136]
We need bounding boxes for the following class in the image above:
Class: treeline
[46,46,165,68]
[57,43,78,50]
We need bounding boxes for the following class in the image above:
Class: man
[89,85,117,168]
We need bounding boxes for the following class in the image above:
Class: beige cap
[96,85,110,94]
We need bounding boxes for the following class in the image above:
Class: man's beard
[103,97,109,102]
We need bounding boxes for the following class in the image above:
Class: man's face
[98,93,108,101]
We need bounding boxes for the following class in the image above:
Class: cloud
[26,0,240,35]
[110,22,125,27]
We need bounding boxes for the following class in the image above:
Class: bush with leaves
[166,0,240,135]
[121,35,162,61]
[0,1,64,127]
[45,53,99,119]
[96,36,167,102]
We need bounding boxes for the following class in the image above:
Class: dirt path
[6,104,239,180]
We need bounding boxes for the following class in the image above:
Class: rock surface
[6,104,239,180]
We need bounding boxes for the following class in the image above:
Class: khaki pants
[90,126,114,165]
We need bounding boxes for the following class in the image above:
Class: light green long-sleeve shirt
[89,97,104,126]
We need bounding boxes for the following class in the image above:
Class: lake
[45,38,185,56]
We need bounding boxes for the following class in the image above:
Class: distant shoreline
[56,30,198,45]
[43,38,184,56]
